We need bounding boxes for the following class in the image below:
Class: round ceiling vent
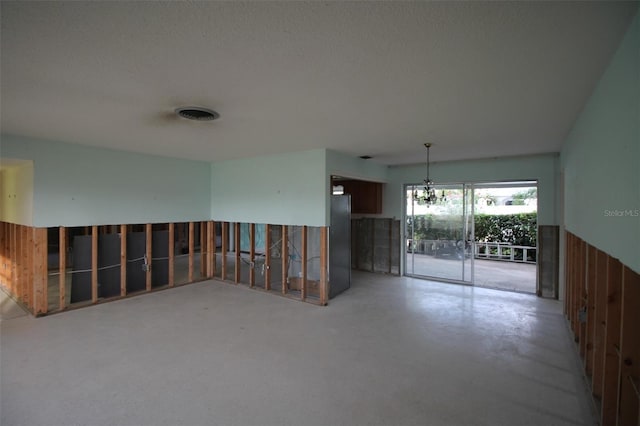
[175,107,220,121]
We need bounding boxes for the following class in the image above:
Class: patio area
[407,254,537,293]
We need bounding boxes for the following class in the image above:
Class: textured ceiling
[1,1,637,165]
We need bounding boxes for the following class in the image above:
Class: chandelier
[413,143,446,206]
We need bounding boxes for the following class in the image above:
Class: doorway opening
[405,181,538,293]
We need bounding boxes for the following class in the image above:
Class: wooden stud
[10,224,16,298]
[59,226,67,310]
[168,223,175,287]
[301,226,307,301]
[579,240,587,358]
[146,223,152,291]
[92,225,98,303]
[0,223,4,289]
[566,232,573,325]
[29,226,36,310]
[188,222,195,283]
[200,221,206,278]
[14,224,18,300]
[571,235,580,337]
[264,224,271,291]
[12,225,17,302]
[18,225,23,304]
[16,225,23,305]
[320,226,328,305]
[234,223,240,284]
[211,221,217,278]
[221,222,228,280]
[207,221,214,278]
[22,226,32,309]
[592,248,608,398]
[120,225,127,296]
[601,257,622,426]
[249,223,255,287]
[585,244,596,376]
[618,266,640,426]
[4,225,8,292]
[282,225,288,295]
[32,228,47,315]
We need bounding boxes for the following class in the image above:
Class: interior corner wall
[211,149,327,226]
[0,161,34,226]
[560,12,639,273]
[385,153,559,225]
[0,134,212,227]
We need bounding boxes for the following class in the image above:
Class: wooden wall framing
[0,223,48,316]
[564,231,639,426]
[0,220,331,317]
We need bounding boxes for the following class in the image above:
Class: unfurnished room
[0,2,639,426]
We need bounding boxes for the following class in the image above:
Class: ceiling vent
[175,107,220,121]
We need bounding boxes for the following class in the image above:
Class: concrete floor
[2,272,595,426]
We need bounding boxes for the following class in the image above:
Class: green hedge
[474,213,537,247]
[407,213,537,247]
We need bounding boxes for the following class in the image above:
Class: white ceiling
[1,1,637,165]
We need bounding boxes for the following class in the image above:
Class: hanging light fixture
[413,143,446,206]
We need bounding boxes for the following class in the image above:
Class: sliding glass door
[405,184,473,283]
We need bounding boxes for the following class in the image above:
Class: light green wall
[211,149,327,226]
[0,134,211,227]
[386,154,559,225]
[325,150,389,182]
[561,12,639,273]
[0,161,34,225]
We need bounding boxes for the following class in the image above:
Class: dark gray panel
[127,232,146,293]
[329,195,351,299]
[98,234,121,298]
[538,225,559,299]
[373,219,390,273]
[70,235,92,303]
[152,230,169,288]
[390,220,401,275]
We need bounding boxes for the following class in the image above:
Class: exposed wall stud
[234,223,241,284]
[601,257,622,426]
[33,228,47,315]
[92,225,98,303]
[212,221,217,277]
[207,221,214,278]
[579,240,587,358]
[592,248,607,398]
[168,223,175,287]
[188,222,195,283]
[120,224,127,296]
[301,225,307,301]
[618,266,640,425]
[282,225,288,295]
[221,222,228,280]
[585,245,596,375]
[249,223,255,287]
[146,224,152,291]
[264,224,271,291]
[200,221,206,278]
[59,226,67,310]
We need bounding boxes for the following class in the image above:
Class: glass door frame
[404,182,474,285]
